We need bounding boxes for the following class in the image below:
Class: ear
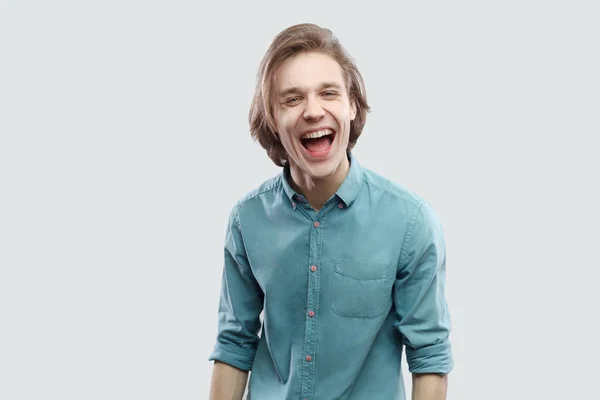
[350,99,357,121]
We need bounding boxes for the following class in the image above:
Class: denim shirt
[209,153,453,399]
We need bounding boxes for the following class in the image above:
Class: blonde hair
[249,23,370,167]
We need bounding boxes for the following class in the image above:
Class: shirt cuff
[208,342,257,371]
[406,341,453,375]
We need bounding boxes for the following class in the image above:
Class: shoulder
[228,173,284,221]
[361,166,426,209]
[360,166,444,231]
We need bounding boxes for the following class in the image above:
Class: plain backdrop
[1,1,599,399]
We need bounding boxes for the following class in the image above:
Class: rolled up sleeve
[394,200,453,375]
[208,206,264,371]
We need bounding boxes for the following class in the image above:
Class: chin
[304,158,342,180]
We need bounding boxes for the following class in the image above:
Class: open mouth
[300,128,336,154]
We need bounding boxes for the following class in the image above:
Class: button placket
[300,214,323,399]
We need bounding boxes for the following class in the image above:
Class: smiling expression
[272,51,357,182]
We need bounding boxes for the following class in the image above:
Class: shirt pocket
[331,258,393,318]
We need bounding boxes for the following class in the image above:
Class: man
[209,23,453,400]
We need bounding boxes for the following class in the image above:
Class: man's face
[272,52,357,181]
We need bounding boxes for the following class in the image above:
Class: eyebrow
[278,81,344,98]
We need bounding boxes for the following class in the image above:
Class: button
[338,203,344,208]
[310,265,317,272]
[313,221,320,228]
[308,310,315,317]
[306,355,312,362]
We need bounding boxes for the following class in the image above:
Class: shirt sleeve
[393,200,454,375]
[208,205,264,371]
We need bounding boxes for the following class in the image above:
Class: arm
[209,361,249,400]
[208,206,264,398]
[393,201,453,394]
[412,373,448,400]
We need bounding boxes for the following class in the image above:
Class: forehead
[272,52,346,93]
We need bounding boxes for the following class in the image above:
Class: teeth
[301,129,333,140]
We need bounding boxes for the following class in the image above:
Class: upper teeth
[301,129,333,139]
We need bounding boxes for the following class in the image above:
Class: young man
[209,23,453,400]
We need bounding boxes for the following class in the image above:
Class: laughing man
[209,23,454,400]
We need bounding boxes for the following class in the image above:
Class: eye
[322,91,339,98]
[285,96,302,105]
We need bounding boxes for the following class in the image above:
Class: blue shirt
[209,153,453,399]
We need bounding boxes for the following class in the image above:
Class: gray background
[1,1,599,399]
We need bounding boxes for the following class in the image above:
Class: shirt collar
[336,151,364,207]
[281,151,365,207]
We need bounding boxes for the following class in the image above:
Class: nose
[302,96,325,120]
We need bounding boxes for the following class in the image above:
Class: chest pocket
[331,258,393,318]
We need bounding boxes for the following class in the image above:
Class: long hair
[249,23,370,167]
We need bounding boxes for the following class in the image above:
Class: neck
[288,155,350,212]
